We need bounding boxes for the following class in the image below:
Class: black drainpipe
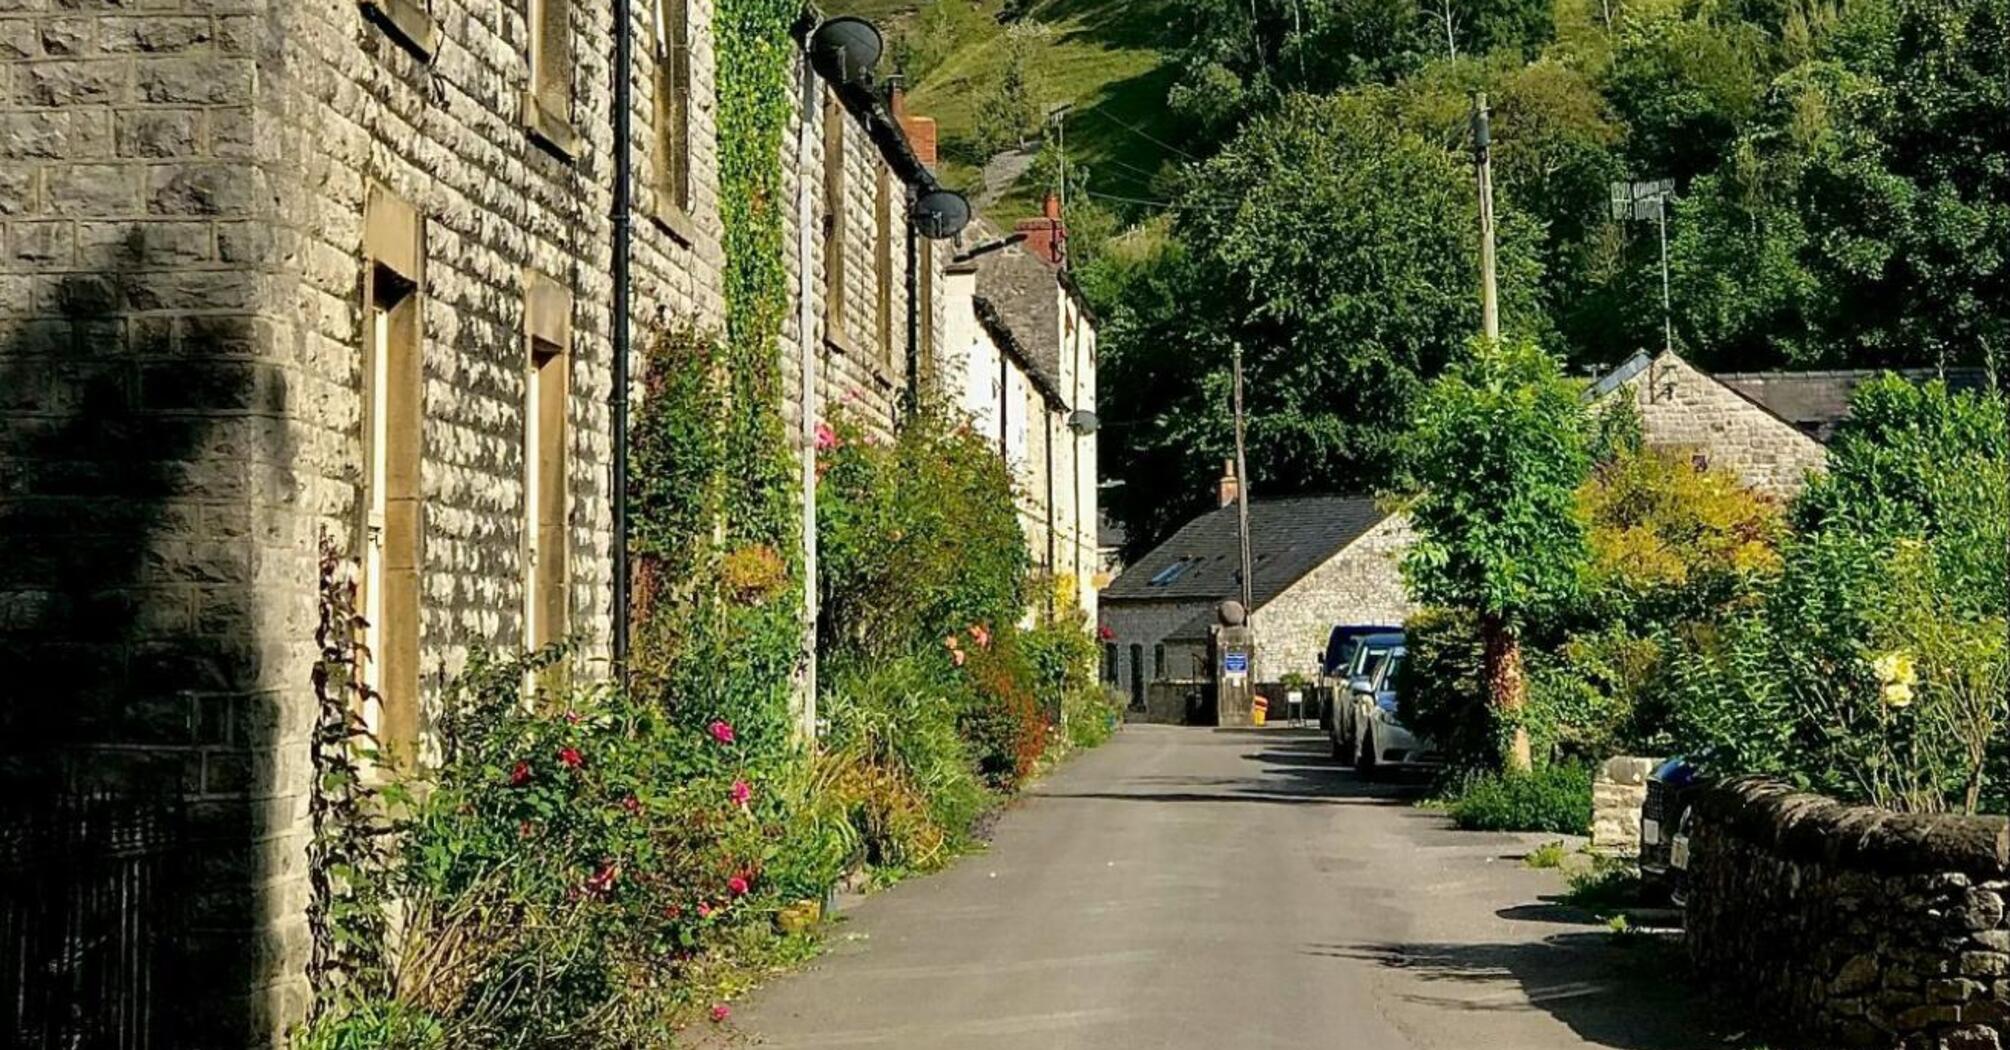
[610,0,633,670]
[903,195,919,415]
[1044,410,1056,619]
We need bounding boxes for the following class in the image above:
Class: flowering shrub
[958,631,1049,791]
[300,649,801,1048]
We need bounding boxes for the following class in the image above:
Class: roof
[966,222,1067,403]
[1715,367,1991,442]
[1587,351,1992,442]
[1100,495,1392,615]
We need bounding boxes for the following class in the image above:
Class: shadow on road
[1311,933,1711,1050]
[1039,728,1429,807]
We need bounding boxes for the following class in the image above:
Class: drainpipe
[610,0,633,670]
[903,196,919,415]
[1044,408,1056,620]
[795,52,820,742]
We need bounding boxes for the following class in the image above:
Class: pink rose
[815,422,839,450]
[728,874,750,896]
[710,1004,731,1023]
[709,720,735,744]
[730,779,752,805]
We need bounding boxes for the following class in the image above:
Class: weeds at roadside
[1523,840,1569,869]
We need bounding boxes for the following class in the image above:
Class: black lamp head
[910,187,971,240]
[809,16,883,86]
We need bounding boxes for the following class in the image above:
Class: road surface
[708,725,1711,1049]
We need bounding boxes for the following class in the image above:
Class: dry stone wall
[1687,778,2010,1049]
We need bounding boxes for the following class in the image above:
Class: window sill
[361,0,437,60]
[646,199,697,248]
[822,327,899,387]
[522,91,580,161]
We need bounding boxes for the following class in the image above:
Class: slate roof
[964,222,1067,404]
[1589,351,1992,442]
[1715,367,1991,442]
[1101,495,1392,619]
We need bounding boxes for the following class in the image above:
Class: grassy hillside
[851,0,1182,225]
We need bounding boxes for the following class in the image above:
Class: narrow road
[712,725,1709,1050]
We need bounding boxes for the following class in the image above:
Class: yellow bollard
[1251,697,1268,727]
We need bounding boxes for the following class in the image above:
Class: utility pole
[1231,344,1253,617]
[1657,192,1673,355]
[1473,93,1499,343]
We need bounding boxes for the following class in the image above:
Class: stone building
[1096,478,1414,707]
[0,0,945,1041]
[1586,350,1990,497]
[935,206,1099,626]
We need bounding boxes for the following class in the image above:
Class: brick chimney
[1217,458,1240,508]
[889,78,938,167]
[1013,192,1066,267]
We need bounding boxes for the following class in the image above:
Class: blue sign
[1223,652,1249,674]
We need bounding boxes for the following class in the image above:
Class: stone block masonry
[1686,778,2010,1049]
[1591,755,1658,856]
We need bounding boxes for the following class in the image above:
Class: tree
[1399,338,1589,771]
[1095,90,1544,558]
[971,23,1046,157]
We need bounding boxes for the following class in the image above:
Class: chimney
[1012,191,1067,267]
[888,76,939,167]
[1217,458,1240,508]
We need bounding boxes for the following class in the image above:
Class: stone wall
[1255,512,1415,682]
[1686,778,2010,1049]
[1590,756,1659,855]
[1599,351,1827,498]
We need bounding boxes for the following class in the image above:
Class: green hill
[852,0,1182,225]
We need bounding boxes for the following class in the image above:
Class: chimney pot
[1218,458,1240,508]
[1043,191,1061,220]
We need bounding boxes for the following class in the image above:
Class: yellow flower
[1871,651,1917,688]
[1882,682,1915,709]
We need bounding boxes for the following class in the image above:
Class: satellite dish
[910,187,971,240]
[808,17,882,86]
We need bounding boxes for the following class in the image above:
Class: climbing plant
[625,0,806,752]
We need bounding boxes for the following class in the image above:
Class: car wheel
[1356,723,1378,777]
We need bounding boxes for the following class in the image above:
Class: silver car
[1326,634,1401,764]
[1345,648,1443,773]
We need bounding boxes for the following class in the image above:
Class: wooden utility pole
[1231,344,1254,618]
[1474,93,1499,344]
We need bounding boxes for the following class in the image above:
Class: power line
[1078,102,1202,162]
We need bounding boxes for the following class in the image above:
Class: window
[523,270,572,660]
[360,0,437,59]
[1147,558,1192,587]
[1102,643,1118,684]
[525,0,578,156]
[1128,643,1144,698]
[652,0,691,219]
[1153,643,1165,681]
[874,167,893,364]
[821,92,847,334]
[360,186,423,764]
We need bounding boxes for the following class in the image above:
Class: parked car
[1640,756,1702,905]
[1347,648,1444,773]
[1325,631,1403,763]
[1315,624,1402,734]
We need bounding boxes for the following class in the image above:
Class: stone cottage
[1096,474,1414,707]
[1585,350,1991,497]
[0,0,948,1041]
[936,204,1100,625]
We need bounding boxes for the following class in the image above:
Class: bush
[817,409,1028,659]
[957,630,1049,791]
[819,655,991,870]
[1445,764,1593,835]
[1397,607,1495,770]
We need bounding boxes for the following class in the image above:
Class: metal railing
[2,791,184,1050]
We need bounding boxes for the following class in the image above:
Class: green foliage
[957,629,1050,791]
[971,22,1047,156]
[1523,840,1569,869]
[1444,763,1593,835]
[1099,92,1545,555]
[1400,338,1589,628]
[1397,606,1496,769]
[1670,377,2009,812]
[816,409,1029,658]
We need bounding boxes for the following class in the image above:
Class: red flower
[563,709,582,725]
[1098,624,1115,641]
[584,861,619,896]
[663,904,682,919]
[728,874,750,896]
[708,720,736,744]
[730,779,752,806]
[697,901,714,918]
[622,794,643,816]
[969,624,991,648]
[710,1003,731,1023]
[509,761,532,786]
[814,422,839,451]
[558,747,584,768]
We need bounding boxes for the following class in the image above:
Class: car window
[1357,648,1393,682]
[1376,653,1405,690]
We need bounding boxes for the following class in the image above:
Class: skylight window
[1147,559,1193,586]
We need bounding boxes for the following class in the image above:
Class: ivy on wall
[629,0,805,750]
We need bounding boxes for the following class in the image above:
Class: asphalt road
[706,725,1713,1050]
